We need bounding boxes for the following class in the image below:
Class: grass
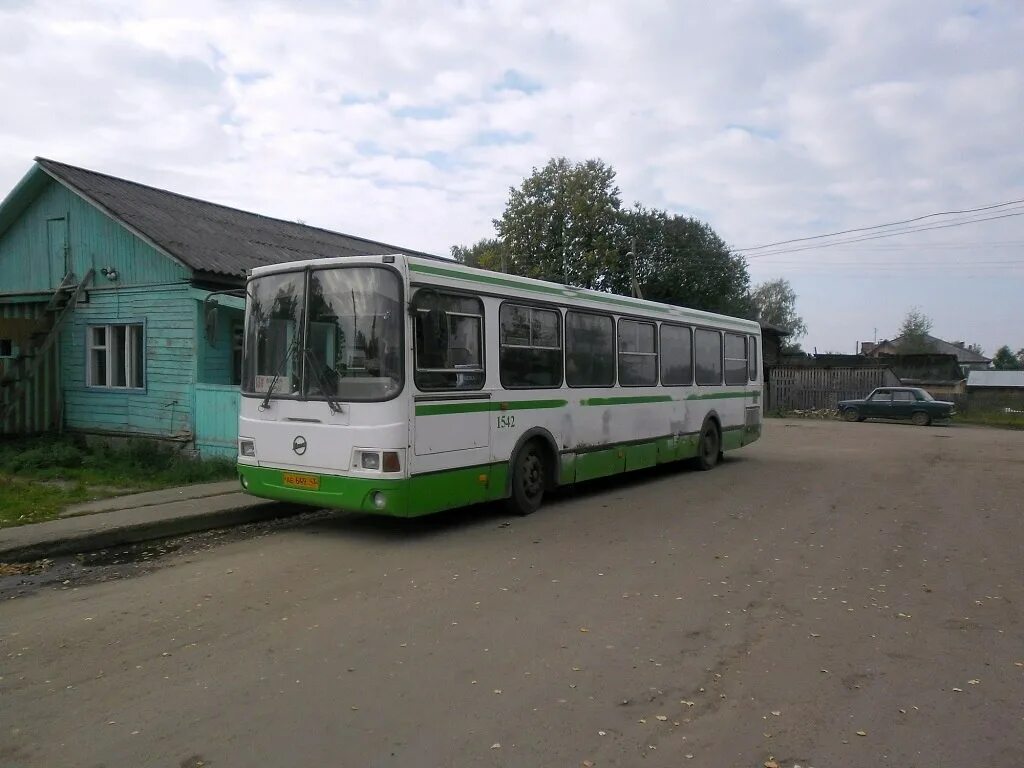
[955,411,1024,430]
[0,435,237,528]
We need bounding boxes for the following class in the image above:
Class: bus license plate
[282,472,320,490]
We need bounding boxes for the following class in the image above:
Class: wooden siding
[768,366,900,412]
[194,383,240,458]
[61,285,196,439]
[0,302,60,435]
[0,177,188,294]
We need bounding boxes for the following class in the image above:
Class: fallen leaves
[856,730,867,737]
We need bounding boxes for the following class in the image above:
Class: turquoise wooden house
[0,158,424,456]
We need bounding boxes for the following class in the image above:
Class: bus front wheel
[507,441,546,516]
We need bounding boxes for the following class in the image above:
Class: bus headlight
[239,439,256,457]
[360,451,381,470]
[371,491,386,509]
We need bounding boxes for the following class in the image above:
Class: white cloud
[0,0,1022,352]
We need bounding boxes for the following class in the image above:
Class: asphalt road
[2,419,1023,768]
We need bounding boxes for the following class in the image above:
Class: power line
[734,197,1024,252]
[743,209,1024,258]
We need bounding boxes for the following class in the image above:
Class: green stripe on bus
[580,395,674,406]
[686,391,758,401]
[415,398,568,416]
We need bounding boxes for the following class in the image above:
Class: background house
[862,335,990,375]
[0,158,431,456]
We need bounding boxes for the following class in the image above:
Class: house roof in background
[29,158,442,278]
[759,321,792,336]
[868,334,991,364]
[967,370,1024,388]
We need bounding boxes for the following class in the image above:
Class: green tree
[450,238,507,272]
[494,157,622,289]
[607,205,753,317]
[896,308,934,353]
[992,345,1023,370]
[750,278,807,352]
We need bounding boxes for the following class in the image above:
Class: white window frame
[86,323,145,389]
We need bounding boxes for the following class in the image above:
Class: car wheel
[843,407,860,422]
[696,422,721,471]
[506,440,546,516]
[911,411,931,427]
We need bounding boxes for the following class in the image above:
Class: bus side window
[695,329,723,386]
[565,311,615,387]
[748,335,758,382]
[660,325,693,386]
[413,292,485,391]
[724,333,748,386]
[500,303,563,388]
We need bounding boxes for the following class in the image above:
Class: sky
[0,0,1022,355]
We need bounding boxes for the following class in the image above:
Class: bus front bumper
[237,464,409,516]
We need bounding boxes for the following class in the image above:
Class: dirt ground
[2,419,1023,768]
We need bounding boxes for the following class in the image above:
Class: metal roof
[33,158,443,278]
[967,370,1024,388]
[868,334,991,363]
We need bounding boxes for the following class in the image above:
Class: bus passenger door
[409,291,492,505]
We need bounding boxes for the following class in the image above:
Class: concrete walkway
[1,486,303,563]
[60,479,241,517]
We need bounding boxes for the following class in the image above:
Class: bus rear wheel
[507,441,546,516]
[696,422,721,471]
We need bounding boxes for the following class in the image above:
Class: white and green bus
[237,254,762,516]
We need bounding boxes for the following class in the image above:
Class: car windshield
[243,266,403,402]
[915,389,934,401]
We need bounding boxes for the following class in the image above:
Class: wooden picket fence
[767,366,900,412]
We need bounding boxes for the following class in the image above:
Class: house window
[87,324,144,389]
[0,339,13,358]
[231,324,243,386]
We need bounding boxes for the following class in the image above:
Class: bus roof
[248,254,761,334]
[406,257,760,334]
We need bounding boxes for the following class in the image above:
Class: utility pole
[628,237,643,300]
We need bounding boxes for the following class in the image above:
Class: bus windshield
[243,266,403,402]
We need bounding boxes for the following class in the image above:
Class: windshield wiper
[259,332,301,410]
[303,348,344,414]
